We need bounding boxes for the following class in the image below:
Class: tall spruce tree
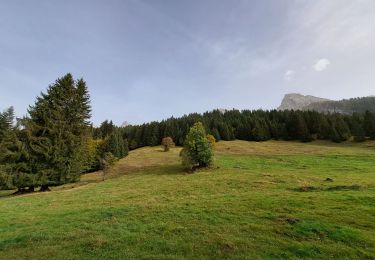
[351,114,366,142]
[105,129,128,158]
[364,111,375,139]
[23,73,91,190]
[0,108,33,191]
[0,107,15,143]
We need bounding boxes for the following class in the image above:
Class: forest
[1,74,375,192]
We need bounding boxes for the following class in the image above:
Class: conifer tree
[350,114,366,142]
[23,73,91,190]
[333,116,351,141]
[252,118,270,141]
[318,116,331,140]
[0,113,33,191]
[0,107,15,143]
[297,114,312,142]
[105,129,128,158]
[329,125,341,143]
[364,111,375,139]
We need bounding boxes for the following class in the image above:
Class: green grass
[0,140,374,259]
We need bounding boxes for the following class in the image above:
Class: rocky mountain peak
[277,93,331,111]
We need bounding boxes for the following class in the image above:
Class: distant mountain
[304,96,375,114]
[277,93,331,111]
[278,93,375,114]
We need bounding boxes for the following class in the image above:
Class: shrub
[207,134,216,147]
[181,122,213,171]
[99,152,117,181]
[162,137,175,152]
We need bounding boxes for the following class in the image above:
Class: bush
[162,137,175,152]
[99,152,117,181]
[207,134,216,147]
[181,122,213,171]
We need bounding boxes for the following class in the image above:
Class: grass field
[0,140,374,259]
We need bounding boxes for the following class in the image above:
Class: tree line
[103,108,375,150]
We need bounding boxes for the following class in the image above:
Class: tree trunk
[13,188,25,195]
[40,185,51,192]
[102,169,106,181]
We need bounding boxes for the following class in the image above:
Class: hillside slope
[304,96,375,114]
[278,93,375,114]
[0,141,374,259]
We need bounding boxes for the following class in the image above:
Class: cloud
[284,70,295,80]
[313,58,330,71]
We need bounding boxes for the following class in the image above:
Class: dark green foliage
[94,120,115,139]
[297,115,312,142]
[211,128,221,141]
[11,73,92,189]
[329,126,342,143]
[350,114,366,142]
[363,111,375,139]
[0,107,15,143]
[252,118,271,141]
[110,109,375,150]
[0,129,33,189]
[181,122,213,170]
[93,120,129,162]
[0,108,33,190]
[332,116,351,142]
[318,116,331,140]
[105,129,128,159]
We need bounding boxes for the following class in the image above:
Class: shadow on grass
[293,184,362,192]
[0,178,103,199]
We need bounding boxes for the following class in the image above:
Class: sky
[1,0,375,125]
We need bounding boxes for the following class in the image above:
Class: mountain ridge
[277,93,331,111]
[278,93,375,114]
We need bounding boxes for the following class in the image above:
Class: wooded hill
[304,96,375,114]
[96,107,375,151]
[278,94,375,114]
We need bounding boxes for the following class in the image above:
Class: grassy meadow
[0,140,374,259]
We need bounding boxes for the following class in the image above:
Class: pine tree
[0,107,15,143]
[334,116,351,141]
[363,111,375,139]
[0,128,34,191]
[105,129,127,158]
[211,128,221,141]
[252,118,270,141]
[329,125,341,143]
[0,114,34,192]
[96,120,115,138]
[318,116,331,140]
[23,73,91,190]
[297,114,312,142]
[123,138,129,157]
